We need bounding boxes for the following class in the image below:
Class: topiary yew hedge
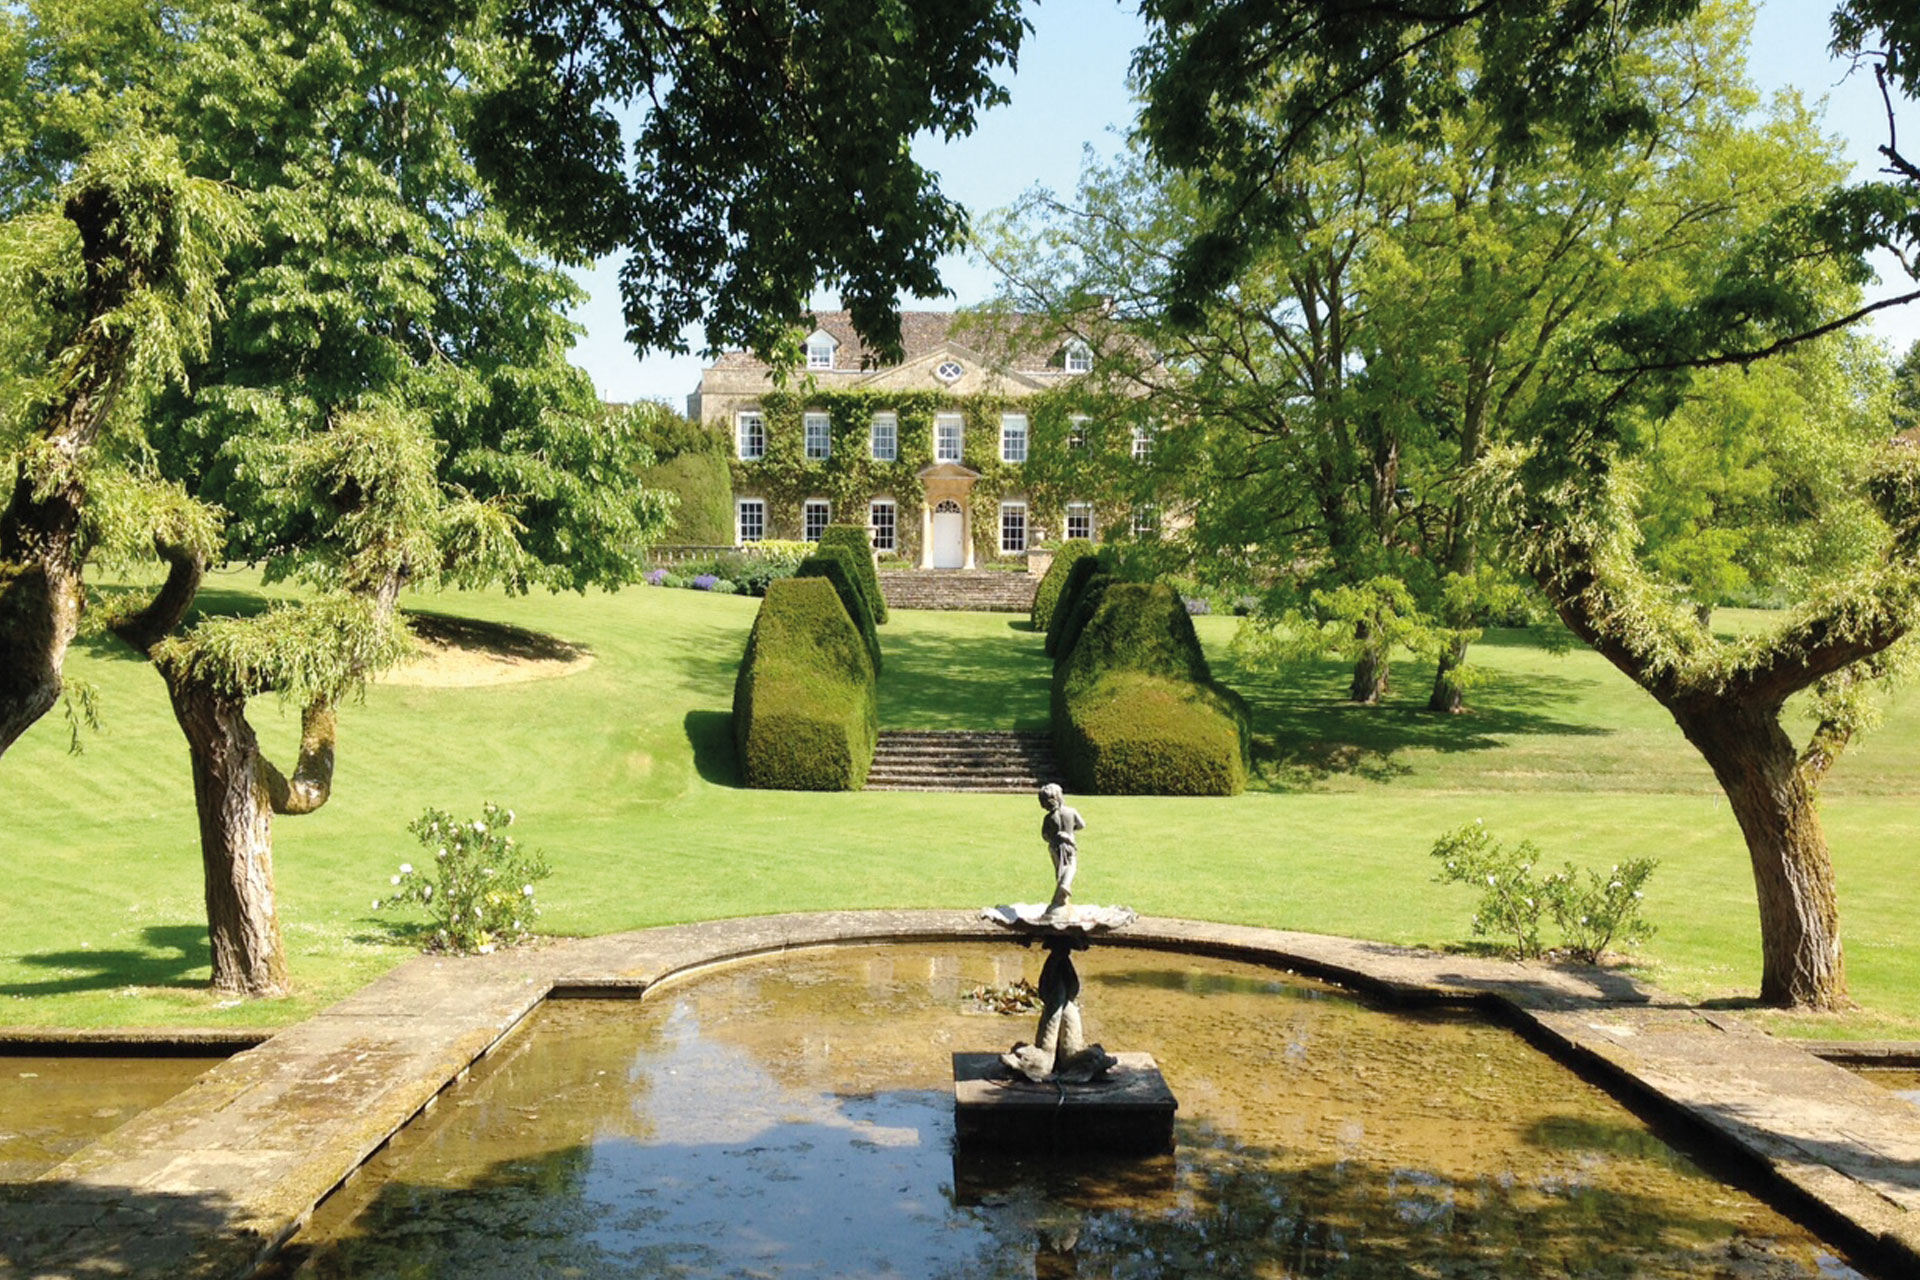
[1045,551,1107,657]
[796,549,883,674]
[1031,538,1095,631]
[733,576,878,790]
[816,524,888,623]
[1051,580,1250,795]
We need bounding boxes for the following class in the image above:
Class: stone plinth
[953,1052,1177,1154]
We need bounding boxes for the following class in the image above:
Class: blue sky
[565,0,1920,406]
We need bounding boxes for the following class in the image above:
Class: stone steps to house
[866,730,1061,793]
[879,570,1038,613]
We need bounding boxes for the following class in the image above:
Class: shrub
[796,551,883,674]
[1183,596,1211,616]
[806,536,884,631]
[692,573,720,591]
[733,576,878,789]
[645,568,669,586]
[641,450,733,544]
[817,523,888,623]
[1058,669,1249,795]
[1429,822,1549,958]
[1430,822,1659,961]
[1031,538,1096,631]
[1052,582,1249,795]
[1541,859,1659,962]
[1045,553,1107,657]
[661,572,687,588]
[377,802,551,954]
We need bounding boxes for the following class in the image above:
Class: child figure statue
[1038,783,1085,916]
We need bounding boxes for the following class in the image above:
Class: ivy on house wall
[728,388,1161,561]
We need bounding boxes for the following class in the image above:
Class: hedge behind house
[641,450,733,545]
[1052,581,1249,795]
[1031,539,1095,631]
[796,551,883,674]
[817,524,888,623]
[733,576,878,790]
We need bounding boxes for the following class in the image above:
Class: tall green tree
[1133,0,1920,1009]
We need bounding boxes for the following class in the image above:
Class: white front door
[932,502,965,569]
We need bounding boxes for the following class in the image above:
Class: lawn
[4,575,1918,1040]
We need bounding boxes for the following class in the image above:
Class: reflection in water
[1856,1067,1920,1110]
[277,946,1872,1278]
[0,1054,220,1184]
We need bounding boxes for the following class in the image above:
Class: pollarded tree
[1,0,1028,994]
[1132,0,1920,1008]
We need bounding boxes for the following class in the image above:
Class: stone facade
[688,311,1142,567]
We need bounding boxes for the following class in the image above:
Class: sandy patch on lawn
[380,612,593,688]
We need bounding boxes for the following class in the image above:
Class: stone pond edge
[9,908,1920,1278]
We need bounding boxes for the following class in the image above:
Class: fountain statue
[956,786,1177,1153]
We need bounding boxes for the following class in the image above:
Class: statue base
[952,1052,1177,1155]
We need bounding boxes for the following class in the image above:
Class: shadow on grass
[0,925,209,996]
[1213,648,1612,791]
[881,626,1052,731]
[685,710,741,787]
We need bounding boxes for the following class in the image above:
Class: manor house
[688,311,1156,568]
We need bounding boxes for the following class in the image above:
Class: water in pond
[0,1054,219,1184]
[1856,1068,1920,1110]
[277,946,1869,1278]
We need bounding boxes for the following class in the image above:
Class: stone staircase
[866,730,1061,793]
[879,570,1038,613]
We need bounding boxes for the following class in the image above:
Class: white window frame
[870,411,898,461]
[868,499,897,553]
[805,332,836,370]
[1131,424,1153,462]
[1065,341,1093,374]
[736,411,766,461]
[1068,414,1089,449]
[804,411,831,461]
[999,413,1028,464]
[936,413,964,463]
[736,498,766,544]
[1131,504,1158,539]
[803,499,831,542]
[1000,501,1028,555]
[935,359,965,383]
[1065,502,1094,542]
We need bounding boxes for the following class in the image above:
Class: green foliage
[1429,823,1550,958]
[151,595,414,703]
[1430,822,1658,962]
[645,450,734,544]
[1542,859,1660,964]
[795,549,882,674]
[1045,552,1109,657]
[464,0,1026,363]
[378,802,551,954]
[733,576,877,790]
[1031,538,1095,631]
[816,523,887,623]
[1053,581,1249,795]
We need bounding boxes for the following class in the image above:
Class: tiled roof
[708,310,1062,373]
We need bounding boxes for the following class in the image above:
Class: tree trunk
[1349,623,1388,704]
[162,672,292,998]
[1670,697,1846,1009]
[0,176,147,758]
[1428,634,1471,713]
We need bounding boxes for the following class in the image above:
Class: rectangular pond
[267,944,1875,1278]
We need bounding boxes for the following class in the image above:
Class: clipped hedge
[1031,539,1095,631]
[1052,581,1250,795]
[817,523,888,623]
[1051,571,1112,666]
[1045,552,1107,657]
[734,576,878,790]
[796,551,883,674]
[641,450,733,544]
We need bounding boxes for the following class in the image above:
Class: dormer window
[934,359,965,383]
[805,331,837,370]
[1064,341,1093,374]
